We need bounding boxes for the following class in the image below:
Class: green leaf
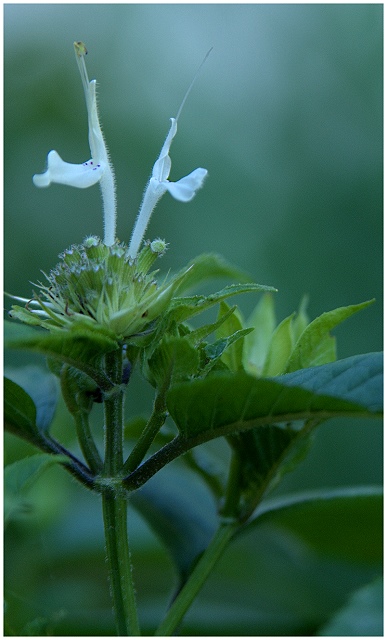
[244,486,382,564]
[5,319,120,389]
[4,453,68,523]
[144,335,200,388]
[202,329,254,375]
[168,283,277,327]
[262,313,295,376]
[4,376,41,444]
[227,425,313,519]
[174,253,254,295]
[285,300,374,372]
[185,303,237,348]
[130,467,217,580]
[243,292,276,376]
[167,353,382,441]
[280,352,382,412]
[5,365,58,432]
[318,576,383,636]
[216,302,246,372]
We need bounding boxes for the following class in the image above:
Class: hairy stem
[103,350,124,476]
[102,490,140,636]
[102,349,140,635]
[122,390,167,475]
[74,410,103,474]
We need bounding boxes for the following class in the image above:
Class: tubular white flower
[128,117,207,258]
[33,150,105,188]
[33,42,116,246]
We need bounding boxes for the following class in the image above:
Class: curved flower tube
[33,42,116,246]
[128,118,207,258]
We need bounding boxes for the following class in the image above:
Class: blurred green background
[5,4,382,636]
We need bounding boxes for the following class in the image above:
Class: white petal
[165,167,208,202]
[158,118,177,160]
[151,118,177,181]
[152,154,172,183]
[33,150,105,188]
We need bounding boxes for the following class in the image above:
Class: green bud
[10,237,189,341]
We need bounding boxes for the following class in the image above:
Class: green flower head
[10,237,194,340]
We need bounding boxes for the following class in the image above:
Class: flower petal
[33,150,105,188]
[165,167,208,202]
[152,118,177,182]
[152,154,172,183]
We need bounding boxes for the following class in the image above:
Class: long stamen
[175,47,213,122]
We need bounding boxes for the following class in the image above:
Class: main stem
[102,349,140,636]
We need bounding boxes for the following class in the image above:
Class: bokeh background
[5,4,382,636]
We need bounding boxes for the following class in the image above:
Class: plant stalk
[102,490,140,636]
[155,521,238,636]
[102,349,140,636]
[122,390,167,475]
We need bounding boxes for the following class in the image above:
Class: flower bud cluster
[10,237,177,340]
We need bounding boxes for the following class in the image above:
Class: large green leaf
[5,319,119,389]
[4,453,68,524]
[318,576,383,636]
[124,353,382,493]
[242,486,382,564]
[4,377,42,445]
[130,466,217,580]
[5,365,58,433]
[226,425,313,519]
[167,353,382,441]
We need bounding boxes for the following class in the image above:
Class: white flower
[33,42,116,246]
[128,117,207,258]
[32,42,209,255]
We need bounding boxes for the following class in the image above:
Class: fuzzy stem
[74,410,103,474]
[103,350,124,476]
[102,349,140,635]
[101,167,117,246]
[128,183,164,258]
[102,490,140,636]
[122,391,167,475]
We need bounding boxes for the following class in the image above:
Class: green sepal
[184,303,238,348]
